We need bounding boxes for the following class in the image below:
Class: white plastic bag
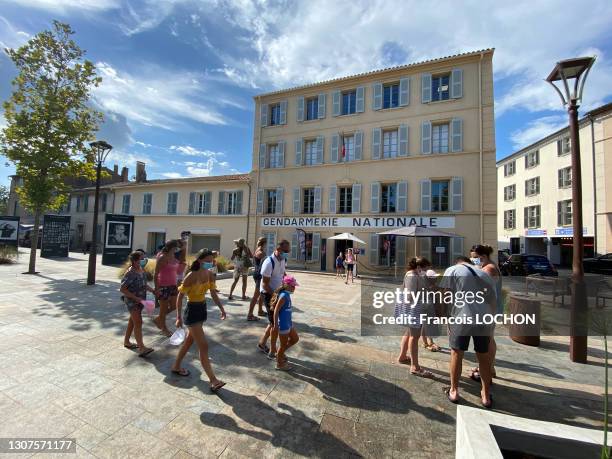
[168,327,186,346]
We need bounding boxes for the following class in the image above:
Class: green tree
[0,184,8,215]
[0,21,102,273]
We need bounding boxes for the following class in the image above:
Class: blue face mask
[281,252,289,261]
[202,261,214,270]
[139,258,148,268]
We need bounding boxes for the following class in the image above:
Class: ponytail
[270,285,288,310]
[190,259,201,271]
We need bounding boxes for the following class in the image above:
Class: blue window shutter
[399,77,410,106]
[318,93,326,119]
[293,187,300,214]
[314,186,322,213]
[373,83,383,110]
[421,121,432,154]
[331,134,339,163]
[218,191,226,215]
[419,237,431,259]
[291,233,298,259]
[396,236,406,268]
[397,181,408,213]
[276,187,283,214]
[451,237,464,260]
[259,144,267,168]
[332,90,341,116]
[188,192,195,215]
[297,97,304,122]
[278,141,286,167]
[370,182,380,212]
[421,74,432,103]
[260,103,268,127]
[399,124,409,157]
[451,68,463,99]
[204,192,212,214]
[369,233,379,265]
[352,183,361,214]
[329,185,337,213]
[295,138,303,166]
[256,189,263,214]
[354,131,363,160]
[236,191,243,214]
[420,179,431,212]
[356,86,365,113]
[372,127,382,160]
[316,135,324,164]
[280,100,287,124]
[451,118,463,152]
[451,177,463,212]
[312,233,320,262]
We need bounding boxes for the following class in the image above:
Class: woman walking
[272,276,300,371]
[420,260,442,353]
[171,249,227,392]
[229,238,253,300]
[120,251,156,357]
[154,239,182,336]
[247,237,267,321]
[335,252,344,278]
[345,248,355,284]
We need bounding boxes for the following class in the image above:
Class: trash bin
[508,293,541,346]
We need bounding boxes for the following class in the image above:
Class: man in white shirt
[257,239,290,359]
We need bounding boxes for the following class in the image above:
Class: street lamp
[546,56,596,363]
[87,140,113,285]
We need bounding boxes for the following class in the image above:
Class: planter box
[508,293,541,346]
[456,406,604,459]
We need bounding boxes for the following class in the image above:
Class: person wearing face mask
[153,239,181,337]
[257,239,290,360]
[171,248,227,392]
[272,275,300,371]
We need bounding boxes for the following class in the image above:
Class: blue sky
[1,0,611,187]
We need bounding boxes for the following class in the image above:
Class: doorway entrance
[431,237,450,267]
[320,238,327,271]
[147,232,166,255]
[334,238,353,264]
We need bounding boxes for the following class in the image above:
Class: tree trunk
[28,210,41,274]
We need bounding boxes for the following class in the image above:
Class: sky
[0,0,611,187]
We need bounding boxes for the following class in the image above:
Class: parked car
[583,253,612,275]
[500,254,558,277]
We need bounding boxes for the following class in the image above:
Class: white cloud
[3,0,119,12]
[169,145,224,158]
[105,149,156,175]
[161,172,183,179]
[156,146,243,178]
[135,141,153,148]
[0,16,31,50]
[509,115,567,150]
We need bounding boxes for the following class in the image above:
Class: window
[121,194,131,214]
[558,200,572,226]
[303,188,315,214]
[265,189,277,215]
[76,196,82,212]
[195,192,211,215]
[525,150,539,168]
[269,103,281,125]
[341,135,355,162]
[101,193,107,212]
[338,186,352,214]
[558,136,570,156]
[381,184,397,213]
[304,140,317,166]
[378,235,396,266]
[524,205,541,228]
[432,123,449,154]
[83,195,89,212]
[431,180,450,212]
[504,161,516,177]
[383,83,399,109]
[306,97,318,121]
[142,193,152,214]
[504,210,516,229]
[525,177,540,196]
[342,90,357,115]
[504,185,516,201]
[167,192,178,215]
[383,130,398,158]
[268,144,282,168]
[304,233,313,260]
[226,191,239,215]
[558,167,572,188]
[431,74,450,102]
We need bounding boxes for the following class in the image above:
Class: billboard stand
[102,214,134,266]
[41,214,71,258]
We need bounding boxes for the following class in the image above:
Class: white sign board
[261,216,455,229]
[435,246,446,253]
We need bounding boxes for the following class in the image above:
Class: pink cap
[283,275,299,287]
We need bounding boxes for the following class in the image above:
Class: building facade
[497,102,612,266]
[248,49,497,273]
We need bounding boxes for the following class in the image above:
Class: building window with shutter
[558,167,572,188]
[305,97,318,121]
[383,83,399,108]
[302,188,315,214]
[194,192,211,215]
[121,195,131,214]
[558,200,572,226]
[341,135,355,162]
[504,210,516,229]
[83,195,89,212]
[525,205,540,228]
[341,90,357,115]
[142,193,152,214]
[378,235,396,266]
[101,193,107,212]
[525,177,540,197]
[558,136,570,156]
[431,74,450,101]
[338,186,352,214]
[269,103,281,125]
[431,180,450,212]
[304,140,317,166]
[382,130,398,158]
[167,192,178,215]
[381,183,397,213]
[432,123,450,154]
[504,161,516,177]
[268,144,282,168]
[226,191,239,215]
[525,150,539,168]
[504,185,515,201]
[265,189,277,215]
[76,196,82,212]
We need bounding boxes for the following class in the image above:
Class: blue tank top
[277,291,292,331]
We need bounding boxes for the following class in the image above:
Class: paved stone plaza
[0,250,605,458]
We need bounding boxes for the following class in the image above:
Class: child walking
[273,275,300,371]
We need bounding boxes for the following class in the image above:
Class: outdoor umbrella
[377,226,461,256]
[328,232,367,244]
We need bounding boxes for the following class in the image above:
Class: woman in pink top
[345,248,355,284]
[154,239,181,336]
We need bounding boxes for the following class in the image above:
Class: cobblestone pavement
[0,250,605,458]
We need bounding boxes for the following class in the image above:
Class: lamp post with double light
[546,56,595,363]
[87,140,113,285]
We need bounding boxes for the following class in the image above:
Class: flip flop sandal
[429,344,442,352]
[247,316,260,321]
[411,369,434,378]
[397,358,411,365]
[257,343,270,354]
[276,364,293,371]
[267,351,277,360]
[124,343,138,350]
[444,387,460,404]
[138,348,154,358]
[210,381,226,392]
[470,368,481,382]
[171,368,190,377]
[481,394,493,409]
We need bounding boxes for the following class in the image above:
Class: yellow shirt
[178,281,216,303]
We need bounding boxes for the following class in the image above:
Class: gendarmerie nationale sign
[261,216,455,229]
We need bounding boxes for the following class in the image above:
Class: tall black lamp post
[87,140,113,285]
[546,56,595,363]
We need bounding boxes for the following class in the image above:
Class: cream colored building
[249,49,497,273]
[497,102,612,266]
[110,174,251,256]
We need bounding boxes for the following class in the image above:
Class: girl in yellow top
[171,249,227,392]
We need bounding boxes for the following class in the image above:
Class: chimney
[121,167,129,182]
[113,164,118,176]
[136,161,147,183]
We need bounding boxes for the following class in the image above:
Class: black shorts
[262,292,274,325]
[449,334,490,353]
[184,301,207,326]
[346,263,354,270]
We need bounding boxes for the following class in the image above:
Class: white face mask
[470,257,482,266]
